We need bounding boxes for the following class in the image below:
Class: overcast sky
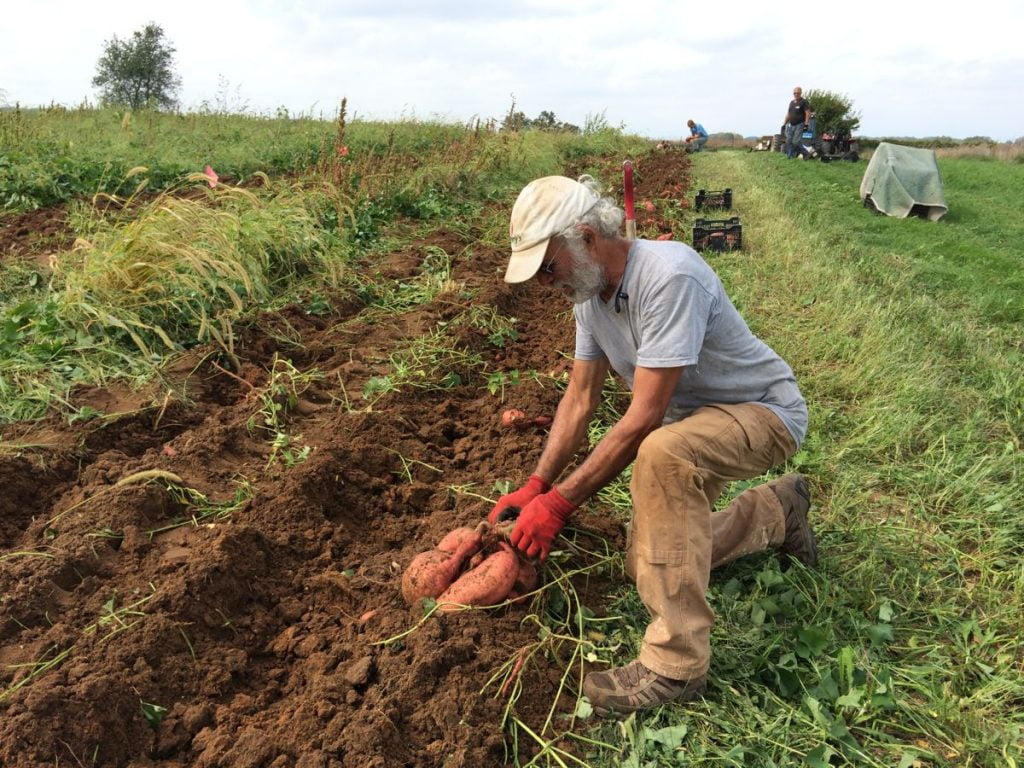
[3,0,1022,141]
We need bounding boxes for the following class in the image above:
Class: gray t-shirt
[574,239,808,446]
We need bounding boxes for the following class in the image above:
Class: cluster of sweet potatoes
[401,521,538,612]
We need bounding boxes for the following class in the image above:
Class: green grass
[2,113,1020,765]
[567,150,1022,767]
[0,105,650,215]
[0,114,647,424]
[1,106,326,210]
[0,106,481,212]
[736,152,1024,329]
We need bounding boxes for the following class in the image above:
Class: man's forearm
[556,415,654,506]
[534,389,598,484]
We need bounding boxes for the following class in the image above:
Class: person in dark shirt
[782,87,811,159]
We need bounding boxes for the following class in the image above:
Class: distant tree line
[855,136,1003,149]
[501,100,580,133]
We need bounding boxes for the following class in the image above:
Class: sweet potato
[501,408,553,431]
[401,523,486,604]
[401,550,460,604]
[501,409,527,429]
[507,556,540,602]
[437,543,520,612]
[436,525,483,556]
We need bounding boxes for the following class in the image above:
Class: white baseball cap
[505,176,599,283]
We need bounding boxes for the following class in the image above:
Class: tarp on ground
[860,142,948,221]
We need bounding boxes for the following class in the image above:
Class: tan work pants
[625,403,797,680]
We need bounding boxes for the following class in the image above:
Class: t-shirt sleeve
[573,306,605,360]
[635,273,715,368]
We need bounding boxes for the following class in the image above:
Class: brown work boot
[583,660,706,716]
[770,473,818,568]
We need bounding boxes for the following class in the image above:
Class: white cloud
[2,0,1022,140]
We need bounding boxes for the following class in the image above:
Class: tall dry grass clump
[50,175,344,366]
[933,142,1024,161]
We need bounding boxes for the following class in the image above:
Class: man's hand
[488,475,550,524]
[509,488,576,561]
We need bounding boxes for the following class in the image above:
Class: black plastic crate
[693,217,742,252]
[695,188,733,211]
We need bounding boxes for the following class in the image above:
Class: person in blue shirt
[685,120,708,152]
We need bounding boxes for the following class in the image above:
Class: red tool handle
[622,160,636,240]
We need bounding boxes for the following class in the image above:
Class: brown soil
[0,147,690,767]
[0,206,75,270]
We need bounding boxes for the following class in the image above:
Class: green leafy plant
[463,305,519,347]
[486,369,520,399]
[246,356,320,467]
[140,700,168,728]
[804,89,861,137]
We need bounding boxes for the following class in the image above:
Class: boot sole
[585,681,707,718]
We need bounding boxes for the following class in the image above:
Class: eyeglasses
[538,253,557,275]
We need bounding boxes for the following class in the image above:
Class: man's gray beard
[560,239,606,304]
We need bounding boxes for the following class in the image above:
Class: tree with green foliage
[805,89,860,137]
[501,108,580,134]
[92,23,182,110]
[501,109,529,132]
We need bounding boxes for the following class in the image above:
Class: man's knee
[636,427,698,474]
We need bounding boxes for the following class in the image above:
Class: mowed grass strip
[577,151,1022,767]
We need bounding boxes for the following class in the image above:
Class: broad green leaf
[878,599,894,622]
[804,744,834,768]
[724,744,745,765]
[803,695,827,725]
[836,689,863,708]
[796,625,829,659]
[837,646,856,691]
[828,718,853,742]
[777,668,801,697]
[812,669,839,701]
[866,623,894,647]
[645,723,688,746]
[573,698,593,719]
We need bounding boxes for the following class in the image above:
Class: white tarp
[860,142,948,221]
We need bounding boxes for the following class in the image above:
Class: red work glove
[509,488,576,562]
[488,475,550,525]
